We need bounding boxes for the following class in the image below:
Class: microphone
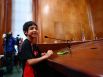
[44,36,68,41]
[44,36,72,54]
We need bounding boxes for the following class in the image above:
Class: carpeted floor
[0,65,22,77]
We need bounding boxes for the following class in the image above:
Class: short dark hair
[23,21,38,33]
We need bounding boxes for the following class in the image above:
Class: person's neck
[28,37,37,44]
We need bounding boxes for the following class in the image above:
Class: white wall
[12,0,32,40]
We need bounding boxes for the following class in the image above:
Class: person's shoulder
[21,39,31,52]
[11,36,15,40]
[21,39,28,51]
[22,39,30,46]
[10,36,15,41]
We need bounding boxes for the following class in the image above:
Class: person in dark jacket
[20,21,54,77]
[4,32,16,73]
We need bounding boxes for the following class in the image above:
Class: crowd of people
[2,32,23,73]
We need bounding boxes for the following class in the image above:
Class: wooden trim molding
[0,0,12,54]
[32,0,38,23]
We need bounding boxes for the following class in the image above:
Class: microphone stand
[45,36,66,41]
[66,40,72,54]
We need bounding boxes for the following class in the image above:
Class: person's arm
[27,50,53,65]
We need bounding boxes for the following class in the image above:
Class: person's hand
[45,50,53,58]
[42,50,53,59]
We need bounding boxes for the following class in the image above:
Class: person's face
[25,25,38,38]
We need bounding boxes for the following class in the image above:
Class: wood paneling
[88,0,103,39]
[35,0,94,43]
[0,0,12,54]
[33,0,103,44]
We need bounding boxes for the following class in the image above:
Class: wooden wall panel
[0,0,12,54]
[32,0,38,23]
[33,0,103,44]
[88,0,103,39]
[35,0,94,43]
